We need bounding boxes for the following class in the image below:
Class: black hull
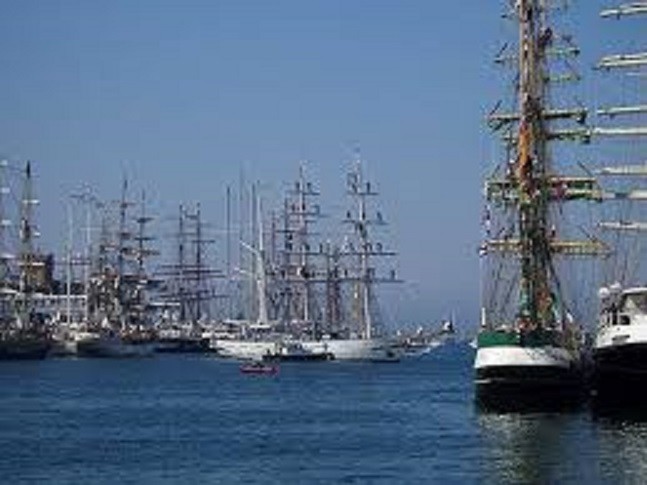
[76,340,116,358]
[76,339,153,358]
[155,338,211,354]
[475,365,584,412]
[0,337,51,360]
[592,343,647,403]
[263,352,334,362]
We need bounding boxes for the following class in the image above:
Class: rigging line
[484,221,508,319]
[487,253,506,320]
[618,200,636,284]
[501,264,521,324]
[491,205,521,323]
[548,255,568,326]
[625,229,643,285]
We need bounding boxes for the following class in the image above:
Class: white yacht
[594,286,647,395]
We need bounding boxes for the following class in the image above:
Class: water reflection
[477,404,647,483]
[591,402,647,482]
[478,410,591,483]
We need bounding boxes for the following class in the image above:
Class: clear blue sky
[0,1,642,328]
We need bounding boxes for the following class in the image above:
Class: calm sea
[0,344,646,484]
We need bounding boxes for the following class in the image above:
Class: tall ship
[155,203,221,353]
[301,155,401,361]
[592,2,647,399]
[213,159,401,361]
[474,0,606,406]
[0,161,52,359]
[76,179,158,358]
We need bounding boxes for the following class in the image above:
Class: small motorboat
[239,361,279,375]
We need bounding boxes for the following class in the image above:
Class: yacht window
[622,293,647,313]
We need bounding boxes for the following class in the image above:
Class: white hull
[50,339,78,356]
[211,339,277,360]
[51,330,101,357]
[302,338,399,361]
[593,289,647,392]
[474,344,583,408]
[595,320,647,352]
[213,337,398,362]
[474,345,574,373]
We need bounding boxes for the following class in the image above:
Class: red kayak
[240,362,279,375]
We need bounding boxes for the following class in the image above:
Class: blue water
[1,345,646,484]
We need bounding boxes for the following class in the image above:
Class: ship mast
[516,0,553,326]
[483,1,607,330]
[343,154,399,339]
[0,161,12,319]
[18,162,40,329]
[296,164,315,324]
[131,191,157,326]
[255,191,269,325]
[277,163,322,335]
[593,2,646,284]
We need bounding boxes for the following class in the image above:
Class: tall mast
[280,162,322,335]
[132,190,156,325]
[18,162,39,328]
[65,200,73,325]
[249,183,257,321]
[178,204,186,322]
[225,185,233,319]
[255,191,268,324]
[343,153,399,339]
[82,189,97,323]
[297,164,311,323]
[516,0,553,326]
[348,157,374,338]
[183,203,220,324]
[324,241,342,334]
[195,203,204,321]
[0,161,11,303]
[593,3,647,284]
[483,1,607,330]
[117,176,129,286]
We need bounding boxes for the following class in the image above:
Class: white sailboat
[212,182,282,360]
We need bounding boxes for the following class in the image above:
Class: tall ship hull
[302,338,399,362]
[211,339,277,361]
[76,334,154,358]
[475,330,582,407]
[50,329,102,357]
[213,336,398,362]
[155,336,210,353]
[0,333,51,360]
[0,162,54,362]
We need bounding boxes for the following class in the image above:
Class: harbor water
[1,344,646,484]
